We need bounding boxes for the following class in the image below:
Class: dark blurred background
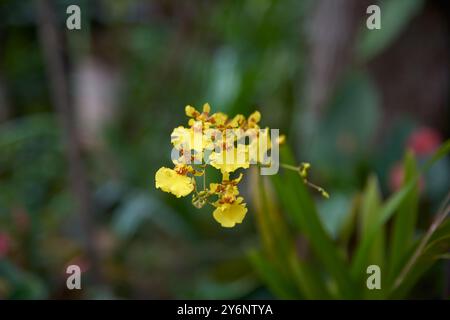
[0,0,449,299]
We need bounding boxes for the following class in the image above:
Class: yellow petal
[209,183,220,193]
[248,111,261,123]
[212,201,247,228]
[211,112,228,126]
[247,128,272,163]
[171,126,203,152]
[276,134,286,145]
[223,184,239,198]
[202,103,211,113]
[155,167,194,198]
[185,105,198,117]
[228,114,245,128]
[209,149,249,174]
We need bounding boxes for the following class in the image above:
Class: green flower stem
[304,180,329,199]
[279,163,299,171]
[279,162,329,199]
[203,167,206,191]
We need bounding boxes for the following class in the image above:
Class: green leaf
[254,170,331,299]
[345,175,386,298]
[389,218,450,298]
[358,175,386,298]
[273,147,357,298]
[288,251,331,299]
[338,196,359,251]
[248,250,298,299]
[388,151,419,281]
[250,171,293,280]
[360,175,384,266]
[351,140,450,285]
[423,139,450,172]
[350,179,415,283]
[356,0,425,61]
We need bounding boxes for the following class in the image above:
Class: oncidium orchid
[155,103,328,228]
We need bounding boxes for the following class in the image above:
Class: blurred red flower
[407,127,442,156]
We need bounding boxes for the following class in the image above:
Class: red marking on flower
[407,127,442,156]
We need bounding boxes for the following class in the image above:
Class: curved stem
[393,191,450,291]
[304,180,329,198]
[203,167,206,191]
[279,163,300,171]
[279,162,329,198]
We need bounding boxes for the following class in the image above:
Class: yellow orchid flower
[171,122,205,153]
[247,110,261,128]
[155,167,194,198]
[155,103,327,228]
[212,197,248,228]
[228,114,245,128]
[247,127,272,163]
[210,112,228,126]
[209,147,249,174]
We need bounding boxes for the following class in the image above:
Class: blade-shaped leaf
[250,169,292,280]
[357,175,386,298]
[356,0,425,61]
[248,250,298,299]
[351,140,450,285]
[288,251,331,299]
[360,175,384,267]
[389,218,450,298]
[273,147,357,298]
[388,151,419,281]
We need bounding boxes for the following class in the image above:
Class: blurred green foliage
[251,143,450,299]
[0,0,448,299]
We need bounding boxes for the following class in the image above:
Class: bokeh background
[0,0,449,299]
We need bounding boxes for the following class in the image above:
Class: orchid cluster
[155,103,326,228]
